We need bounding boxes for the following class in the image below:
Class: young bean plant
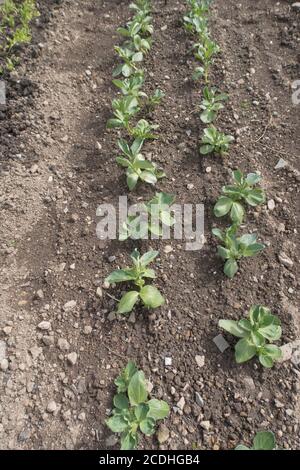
[119,192,175,241]
[193,36,220,82]
[200,126,234,156]
[219,305,282,368]
[105,249,164,314]
[200,86,228,124]
[212,224,265,278]
[235,431,277,450]
[116,138,165,190]
[214,169,266,223]
[106,361,169,450]
[107,96,140,132]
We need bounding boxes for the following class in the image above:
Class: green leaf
[139,417,156,436]
[200,144,213,155]
[121,432,137,450]
[218,320,247,338]
[212,228,224,241]
[253,431,276,450]
[140,171,157,185]
[134,403,149,422]
[245,173,261,185]
[116,157,130,167]
[132,52,143,62]
[106,269,136,284]
[118,291,140,314]
[124,361,138,382]
[230,202,244,223]
[107,118,123,129]
[122,63,132,77]
[235,338,257,363]
[147,399,170,420]
[127,172,139,191]
[261,344,282,360]
[242,243,265,257]
[140,285,165,309]
[143,268,156,279]
[214,197,233,218]
[259,323,282,342]
[128,371,148,406]
[245,188,265,206]
[224,259,238,278]
[139,250,159,266]
[114,393,129,410]
[258,354,274,368]
[232,169,243,184]
[106,414,128,433]
[217,246,231,260]
[235,444,251,450]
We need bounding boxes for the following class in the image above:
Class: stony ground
[0,0,299,450]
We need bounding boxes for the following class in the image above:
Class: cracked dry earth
[0,0,300,451]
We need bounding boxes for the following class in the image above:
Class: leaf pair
[119,192,176,241]
[105,249,164,314]
[200,86,228,124]
[214,169,266,223]
[116,137,165,190]
[200,126,234,155]
[106,362,170,450]
[236,431,276,450]
[212,225,265,278]
[219,305,282,367]
[107,96,140,130]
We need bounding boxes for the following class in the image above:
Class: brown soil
[0,0,299,450]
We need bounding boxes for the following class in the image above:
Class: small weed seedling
[219,305,282,367]
[113,46,143,78]
[107,96,140,131]
[200,86,228,124]
[106,362,169,450]
[112,73,147,99]
[212,224,265,278]
[193,36,220,82]
[147,89,165,108]
[214,169,266,223]
[235,431,277,450]
[105,249,164,314]
[200,126,234,156]
[131,118,159,140]
[119,192,175,241]
[116,138,165,190]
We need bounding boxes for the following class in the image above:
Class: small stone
[128,311,136,323]
[0,359,8,371]
[83,325,92,335]
[146,380,154,394]
[37,321,51,331]
[63,300,77,311]
[30,164,39,174]
[35,289,44,300]
[292,3,300,10]
[213,334,230,353]
[242,376,256,391]
[78,412,86,421]
[195,355,205,368]
[195,392,204,407]
[108,255,116,263]
[103,280,110,289]
[187,183,194,190]
[291,350,300,366]
[200,420,210,431]
[206,166,212,173]
[57,338,70,351]
[267,199,275,211]
[278,252,293,268]
[164,357,172,366]
[161,25,168,31]
[107,312,116,321]
[105,435,118,447]
[85,69,92,76]
[47,401,57,413]
[157,424,170,443]
[0,340,6,362]
[163,245,173,254]
[275,158,288,170]
[67,352,78,366]
[0,80,6,108]
[3,326,12,335]
[177,396,185,411]
[96,287,103,298]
